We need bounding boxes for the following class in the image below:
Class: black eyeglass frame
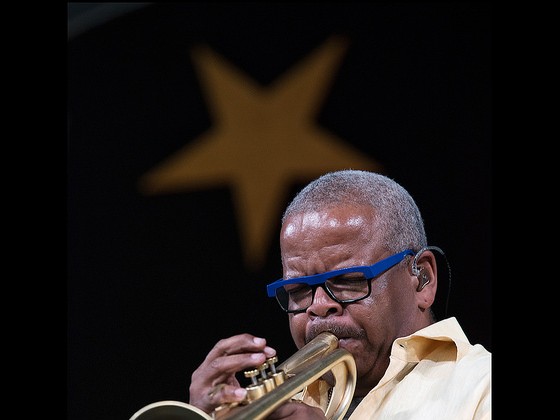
[266,249,415,313]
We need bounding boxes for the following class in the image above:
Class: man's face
[279,204,419,395]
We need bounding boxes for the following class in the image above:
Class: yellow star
[138,35,382,270]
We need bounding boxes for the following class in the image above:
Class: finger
[197,335,277,385]
[211,352,272,383]
[190,356,259,406]
[267,401,326,420]
[189,334,278,412]
[207,334,276,359]
[207,383,247,406]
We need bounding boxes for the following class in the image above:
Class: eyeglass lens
[277,273,370,312]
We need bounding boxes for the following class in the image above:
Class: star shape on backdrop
[138,35,382,271]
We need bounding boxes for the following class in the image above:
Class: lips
[337,337,351,346]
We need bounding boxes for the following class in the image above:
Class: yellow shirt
[348,317,491,419]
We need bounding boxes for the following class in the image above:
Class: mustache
[306,322,366,344]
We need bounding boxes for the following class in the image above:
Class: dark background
[67,3,491,420]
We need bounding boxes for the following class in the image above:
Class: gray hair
[282,170,427,254]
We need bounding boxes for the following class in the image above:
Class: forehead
[281,205,377,240]
[280,205,383,276]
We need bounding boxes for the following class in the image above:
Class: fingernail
[234,388,247,399]
[264,346,275,356]
[253,337,265,346]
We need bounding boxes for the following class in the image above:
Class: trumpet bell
[130,400,212,420]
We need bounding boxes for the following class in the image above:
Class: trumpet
[129,332,357,420]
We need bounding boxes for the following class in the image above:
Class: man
[188,170,491,419]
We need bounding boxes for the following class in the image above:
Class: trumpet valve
[267,356,278,374]
[244,369,265,403]
[244,369,260,386]
[265,356,286,386]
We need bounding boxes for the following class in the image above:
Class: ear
[411,250,437,310]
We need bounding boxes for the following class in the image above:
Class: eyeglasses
[266,249,414,313]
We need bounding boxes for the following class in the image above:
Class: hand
[267,401,327,420]
[188,333,276,413]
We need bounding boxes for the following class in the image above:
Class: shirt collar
[392,317,472,362]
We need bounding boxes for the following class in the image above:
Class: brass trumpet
[129,332,357,420]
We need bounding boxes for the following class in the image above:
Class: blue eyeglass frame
[266,249,415,298]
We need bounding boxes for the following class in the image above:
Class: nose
[306,285,343,317]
